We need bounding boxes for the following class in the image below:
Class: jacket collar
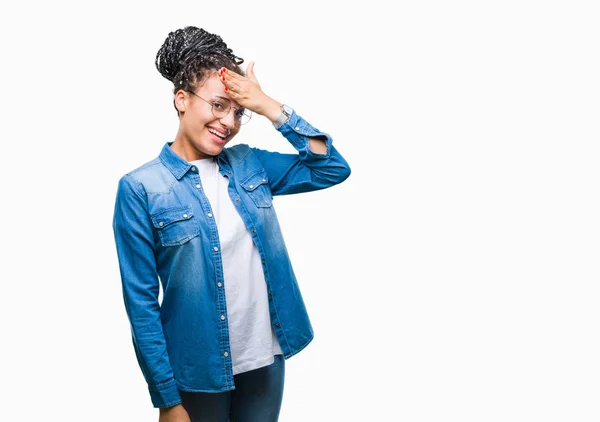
[159,142,228,180]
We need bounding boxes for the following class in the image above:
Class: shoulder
[223,143,271,173]
[118,156,175,195]
[223,143,252,162]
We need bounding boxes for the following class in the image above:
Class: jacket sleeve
[112,174,182,408]
[250,110,351,196]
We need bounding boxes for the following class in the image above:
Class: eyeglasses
[187,91,252,125]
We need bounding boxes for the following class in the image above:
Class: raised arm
[219,63,351,195]
[251,110,351,196]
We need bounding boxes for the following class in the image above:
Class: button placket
[193,164,231,376]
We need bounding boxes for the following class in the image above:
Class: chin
[195,141,224,156]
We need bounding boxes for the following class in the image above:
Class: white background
[1,0,599,421]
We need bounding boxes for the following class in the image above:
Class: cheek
[230,127,241,138]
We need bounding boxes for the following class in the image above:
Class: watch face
[282,104,293,116]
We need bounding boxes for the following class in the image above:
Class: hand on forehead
[200,73,241,108]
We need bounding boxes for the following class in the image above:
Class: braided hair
[155,26,245,115]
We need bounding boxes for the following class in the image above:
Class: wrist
[259,97,282,122]
[159,403,183,413]
[272,103,293,129]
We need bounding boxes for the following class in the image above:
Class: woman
[112,26,351,422]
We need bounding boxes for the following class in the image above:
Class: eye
[234,108,246,119]
[212,101,226,111]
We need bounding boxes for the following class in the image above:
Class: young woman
[112,26,351,422]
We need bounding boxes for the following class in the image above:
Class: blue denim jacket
[112,110,351,408]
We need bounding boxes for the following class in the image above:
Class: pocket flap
[239,170,269,192]
[151,205,194,229]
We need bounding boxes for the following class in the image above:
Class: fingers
[218,70,240,94]
[218,68,239,90]
[246,62,258,83]
[218,64,258,85]
[217,64,262,106]
[219,67,244,82]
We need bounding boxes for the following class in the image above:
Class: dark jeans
[179,355,285,422]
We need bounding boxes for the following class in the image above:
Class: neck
[171,134,212,162]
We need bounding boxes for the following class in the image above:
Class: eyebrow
[213,95,243,109]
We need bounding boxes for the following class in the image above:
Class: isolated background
[1,0,599,421]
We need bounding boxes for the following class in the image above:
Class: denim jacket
[112,110,351,408]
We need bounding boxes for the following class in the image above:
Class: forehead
[198,73,240,108]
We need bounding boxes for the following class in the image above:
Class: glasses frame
[187,91,252,125]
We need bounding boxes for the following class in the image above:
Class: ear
[175,89,188,114]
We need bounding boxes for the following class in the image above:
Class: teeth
[208,128,227,139]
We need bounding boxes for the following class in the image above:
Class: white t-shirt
[190,157,282,375]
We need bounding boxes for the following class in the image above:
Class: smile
[207,127,229,139]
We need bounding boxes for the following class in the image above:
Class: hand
[158,403,191,422]
[219,62,280,119]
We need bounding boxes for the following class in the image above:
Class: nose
[219,107,237,129]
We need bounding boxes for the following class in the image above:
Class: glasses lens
[239,110,252,125]
[211,102,229,119]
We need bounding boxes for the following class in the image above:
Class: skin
[160,62,326,421]
[159,404,191,422]
[170,62,327,162]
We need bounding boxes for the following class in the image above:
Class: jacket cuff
[276,110,333,157]
[149,379,182,408]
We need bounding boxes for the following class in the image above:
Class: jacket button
[275,323,280,328]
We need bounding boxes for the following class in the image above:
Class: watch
[273,104,293,129]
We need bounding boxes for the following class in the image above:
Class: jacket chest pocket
[239,170,272,208]
[151,204,200,247]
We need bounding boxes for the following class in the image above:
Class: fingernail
[225,87,228,92]
[221,76,225,82]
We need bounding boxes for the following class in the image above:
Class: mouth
[206,126,230,145]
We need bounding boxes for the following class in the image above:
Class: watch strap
[273,104,292,129]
